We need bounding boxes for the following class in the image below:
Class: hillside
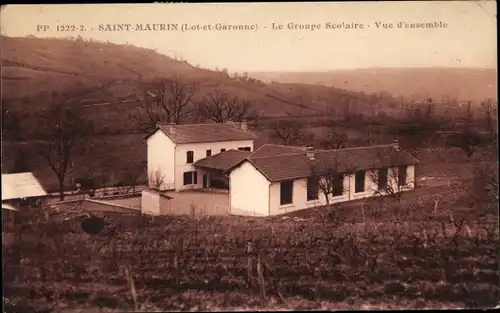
[1,36,380,136]
[249,67,498,103]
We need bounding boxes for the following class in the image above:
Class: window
[183,171,198,185]
[378,168,388,190]
[238,147,251,152]
[186,151,194,164]
[398,166,407,186]
[355,171,365,193]
[280,180,294,205]
[206,149,212,157]
[307,177,319,201]
[332,174,344,196]
[183,172,192,185]
[220,148,226,153]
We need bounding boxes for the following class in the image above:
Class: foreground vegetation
[3,174,498,311]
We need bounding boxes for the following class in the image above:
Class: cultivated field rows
[3,186,499,311]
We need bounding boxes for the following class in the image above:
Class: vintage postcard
[1,1,498,312]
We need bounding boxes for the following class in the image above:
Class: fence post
[257,250,266,302]
[174,236,183,286]
[125,266,139,311]
[246,240,253,287]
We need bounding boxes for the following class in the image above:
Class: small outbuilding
[2,172,48,231]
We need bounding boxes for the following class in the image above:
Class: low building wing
[1,172,48,200]
[194,149,252,172]
[225,144,420,182]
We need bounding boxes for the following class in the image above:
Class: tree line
[2,75,497,201]
[135,75,260,133]
[3,76,262,200]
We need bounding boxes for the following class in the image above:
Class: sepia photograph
[1,1,498,311]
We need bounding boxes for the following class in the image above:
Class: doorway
[202,174,209,188]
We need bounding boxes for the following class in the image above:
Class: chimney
[240,120,248,131]
[393,139,399,151]
[168,122,176,134]
[306,146,315,160]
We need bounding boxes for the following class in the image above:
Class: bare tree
[36,101,94,200]
[321,128,348,150]
[464,100,474,125]
[138,76,197,132]
[425,97,435,119]
[480,98,497,143]
[366,149,416,226]
[309,159,352,206]
[472,162,499,208]
[445,129,485,161]
[11,148,31,173]
[197,88,255,123]
[77,137,119,197]
[120,161,147,195]
[149,168,166,191]
[1,101,21,140]
[270,119,305,145]
[368,166,410,203]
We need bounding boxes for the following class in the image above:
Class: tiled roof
[194,149,252,171]
[225,144,420,182]
[2,172,48,200]
[146,122,258,144]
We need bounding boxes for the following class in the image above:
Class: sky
[1,2,497,72]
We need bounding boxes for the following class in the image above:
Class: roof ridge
[248,143,307,158]
[159,123,256,134]
[250,144,395,158]
[160,122,246,128]
[260,143,307,149]
[248,151,305,160]
[159,122,225,127]
[314,144,394,153]
[247,144,267,156]
[223,149,251,154]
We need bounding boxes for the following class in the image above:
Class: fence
[49,185,147,199]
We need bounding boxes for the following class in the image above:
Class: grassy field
[3,153,499,311]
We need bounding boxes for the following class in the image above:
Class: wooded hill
[2,35,393,138]
[249,67,498,104]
